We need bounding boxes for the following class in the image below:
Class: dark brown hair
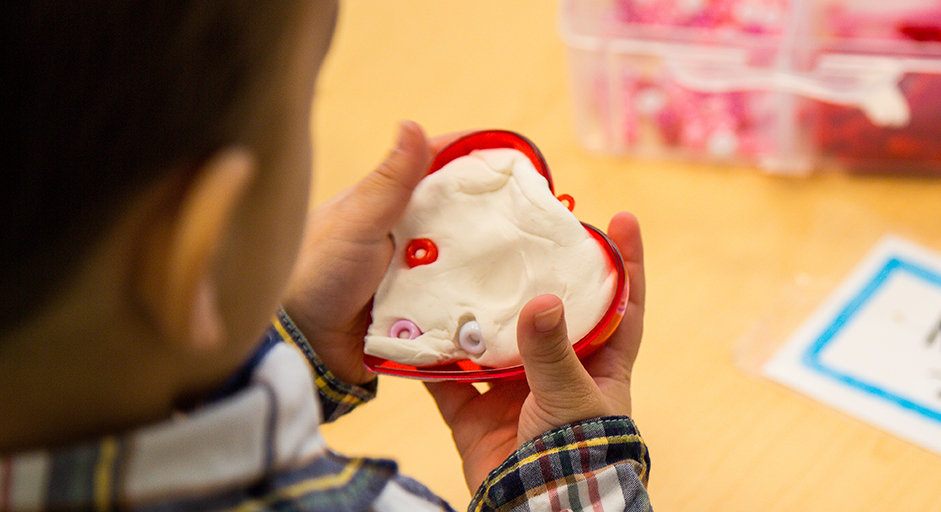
[2,1,307,328]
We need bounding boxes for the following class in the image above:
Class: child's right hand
[281,122,464,385]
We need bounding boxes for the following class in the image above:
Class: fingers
[598,212,645,364]
[424,380,482,427]
[347,121,432,238]
[579,212,645,416]
[516,295,608,434]
[517,295,582,395]
[607,212,645,311]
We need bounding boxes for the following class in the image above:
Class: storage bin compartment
[560,0,941,175]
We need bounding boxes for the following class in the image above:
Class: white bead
[458,321,485,355]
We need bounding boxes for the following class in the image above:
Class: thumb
[349,121,431,235]
[517,295,608,440]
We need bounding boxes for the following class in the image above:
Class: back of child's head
[3,1,311,330]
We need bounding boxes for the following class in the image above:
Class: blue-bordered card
[763,236,941,455]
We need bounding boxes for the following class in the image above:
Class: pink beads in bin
[604,0,789,163]
[565,0,941,174]
[609,72,777,163]
[615,0,789,35]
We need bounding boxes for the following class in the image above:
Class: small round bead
[405,238,438,268]
[389,319,422,340]
[458,321,485,355]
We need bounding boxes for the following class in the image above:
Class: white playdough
[364,148,617,368]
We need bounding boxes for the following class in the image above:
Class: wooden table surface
[313,1,941,510]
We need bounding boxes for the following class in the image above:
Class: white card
[763,236,941,455]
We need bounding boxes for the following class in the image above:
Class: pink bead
[389,319,422,340]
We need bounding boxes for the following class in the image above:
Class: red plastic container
[363,130,627,382]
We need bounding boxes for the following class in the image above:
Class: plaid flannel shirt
[0,310,651,511]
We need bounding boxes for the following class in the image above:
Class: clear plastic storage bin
[559,0,941,175]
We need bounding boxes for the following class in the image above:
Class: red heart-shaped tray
[363,130,627,382]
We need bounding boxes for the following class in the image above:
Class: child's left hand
[424,212,646,492]
[282,122,463,385]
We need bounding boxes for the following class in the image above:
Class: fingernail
[533,303,563,333]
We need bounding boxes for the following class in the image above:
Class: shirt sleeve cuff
[273,308,378,422]
[470,416,651,512]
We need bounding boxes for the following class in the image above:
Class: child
[1,1,651,510]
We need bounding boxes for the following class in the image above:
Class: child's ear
[136,147,257,353]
